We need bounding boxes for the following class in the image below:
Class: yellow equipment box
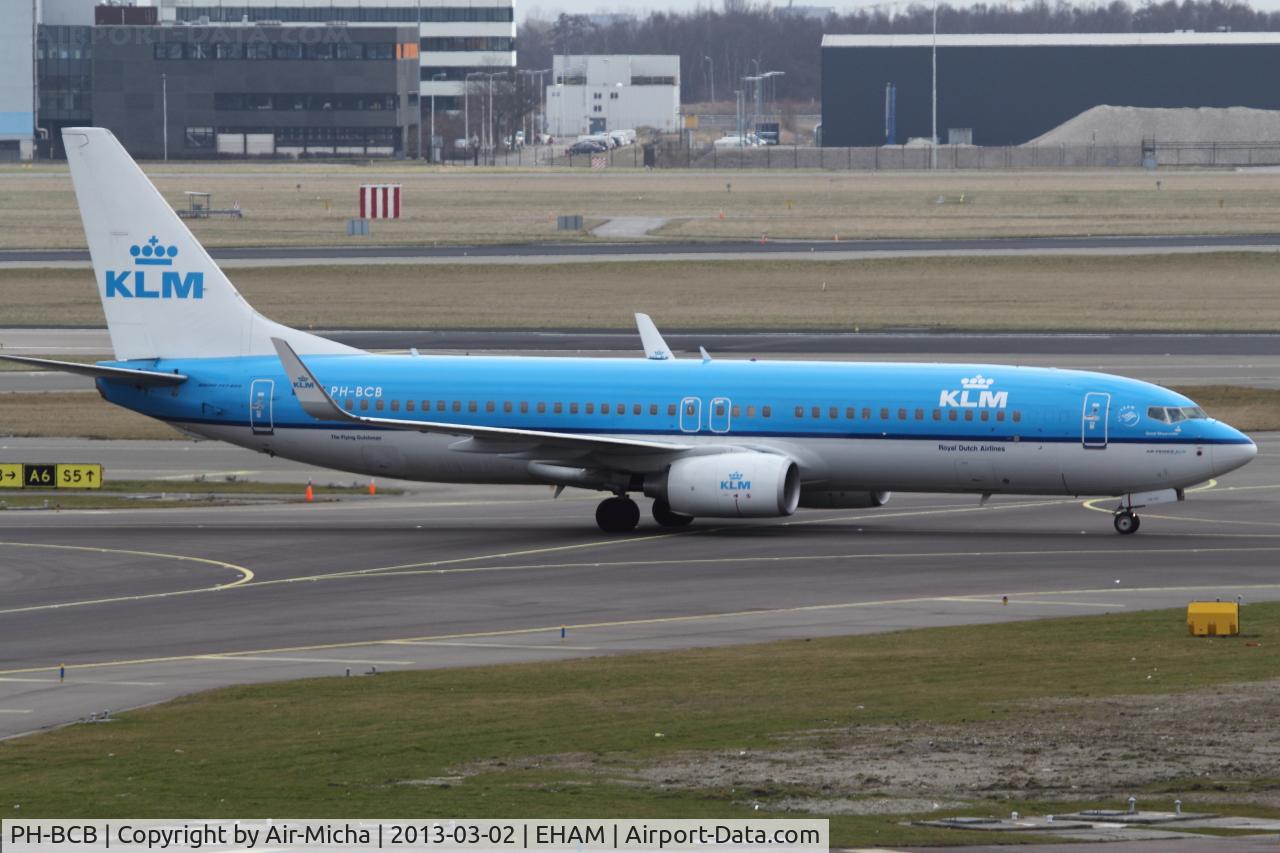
[1187,601,1239,637]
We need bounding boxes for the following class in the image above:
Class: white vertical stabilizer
[62,127,359,360]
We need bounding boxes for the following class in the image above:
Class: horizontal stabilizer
[0,354,187,386]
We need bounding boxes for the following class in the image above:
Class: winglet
[699,346,713,364]
[635,312,674,361]
[271,337,351,422]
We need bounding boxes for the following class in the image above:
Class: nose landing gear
[1113,510,1140,535]
[595,495,641,533]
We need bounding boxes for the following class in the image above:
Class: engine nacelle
[652,453,801,518]
[798,490,892,509]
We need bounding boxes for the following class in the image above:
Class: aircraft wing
[271,338,694,458]
[0,354,188,386]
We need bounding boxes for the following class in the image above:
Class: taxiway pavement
[1,433,1276,739]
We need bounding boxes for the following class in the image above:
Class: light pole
[465,71,485,155]
[931,0,938,169]
[161,72,168,161]
[759,70,784,140]
[429,71,446,162]
[485,71,506,157]
[703,55,714,103]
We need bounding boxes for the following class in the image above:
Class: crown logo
[130,235,178,267]
[961,374,995,390]
[728,471,743,480]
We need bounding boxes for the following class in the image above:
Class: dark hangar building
[821,32,1280,147]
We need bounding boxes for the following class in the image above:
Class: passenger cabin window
[964,410,974,421]
[795,406,804,418]
[360,399,369,411]
[667,404,677,416]
[375,400,385,411]
[846,407,855,419]
[915,408,924,420]
[762,406,771,418]
[571,403,580,414]
[601,403,611,415]
[344,399,354,410]
[406,400,415,412]
[862,407,871,420]
[522,402,530,414]
[451,401,460,413]
[879,408,889,420]
[468,401,478,413]
[634,404,643,416]
[747,405,756,417]
[486,401,495,413]
[390,400,399,412]
[503,401,512,413]
[1012,411,1022,423]
[586,403,595,414]
[811,406,821,419]
[650,404,659,416]
[536,402,546,414]
[828,407,838,419]
[552,402,561,414]
[932,409,940,421]
[897,408,907,420]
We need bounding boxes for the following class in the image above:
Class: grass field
[5,164,1280,248]
[2,604,1278,847]
[4,385,1279,443]
[5,252,1280,331]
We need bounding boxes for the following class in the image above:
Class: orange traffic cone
[368,479,377,496]
[304,480,314,502]
[718,210,725,220]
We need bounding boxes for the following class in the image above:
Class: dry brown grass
[4,252,1280,331]
[6,164,1280,248]
[0,392,185,440]
[1172,386,1280,433]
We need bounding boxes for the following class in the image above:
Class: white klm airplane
[2,128,1258,533]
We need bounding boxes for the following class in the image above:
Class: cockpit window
[1147,405,1208,424]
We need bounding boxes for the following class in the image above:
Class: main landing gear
[1114,510,1141,535]
[594,496,696,533]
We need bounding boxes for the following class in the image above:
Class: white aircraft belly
[177,423,1211,497]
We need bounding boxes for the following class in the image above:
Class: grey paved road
[0,433,1275,739]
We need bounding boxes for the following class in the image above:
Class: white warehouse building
[546,55,679,137]
[159,0,516,111]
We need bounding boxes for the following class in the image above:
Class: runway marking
[5,581,1280,678]
[932,596,1124,608]
[196,655,415,666]
[393,641,603,651]
[0,710,33,715]
[0,676,163,686]
[296,545,1280,581]
[0,542,254,615]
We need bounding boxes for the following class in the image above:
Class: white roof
[822,32,1280,48]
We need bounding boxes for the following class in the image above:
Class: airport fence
[475,140,1280,170]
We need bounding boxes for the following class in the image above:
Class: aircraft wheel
[652,498,694,528]
[596,496,640,533]
[1114,511,1140,535]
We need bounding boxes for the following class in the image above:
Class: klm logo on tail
[105,236,204,300]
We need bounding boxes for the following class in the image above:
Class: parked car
[568,139,608,155]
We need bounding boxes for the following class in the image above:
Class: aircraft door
[709,397,731,433]
[250,378,274,435]
[679,397,702,433]
[1082,391,1110,449]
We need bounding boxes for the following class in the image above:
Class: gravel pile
[1028,105,1280,145]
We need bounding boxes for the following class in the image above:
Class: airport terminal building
[92,23,422,158]
[821,32,1280,147]
[157,0,517,113]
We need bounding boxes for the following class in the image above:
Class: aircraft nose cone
[1213,439,1258,476]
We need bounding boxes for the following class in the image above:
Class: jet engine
[647,453,800,518]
